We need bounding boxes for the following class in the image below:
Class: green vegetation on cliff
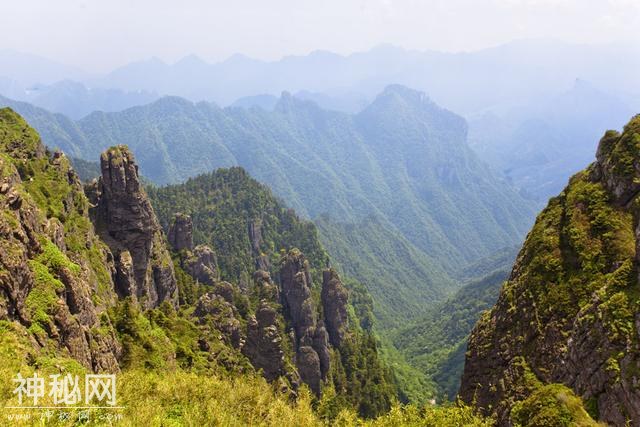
[510,384,600,427]
[461,116,640,425]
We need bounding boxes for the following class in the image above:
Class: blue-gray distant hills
[3,40,639,115]
[469,79,636,203]
[0,85,535,329]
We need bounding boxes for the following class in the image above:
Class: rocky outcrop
[168,211,219,286]
[321,269,349,347]
[242,301,287,381]
[253,270,279,301]
[114,250,136,298]
[296,345,322,395]
[248,218,270,271]
[279,249,330,395]
[312,323,331,380]
[89,145,177,309]
[194,292,243,349]
[279,250,316,338]
[593,122,640,206]
[461,116,640,426]
[0,109,120,372]
[168,213,193,251]
[182,245,219,286]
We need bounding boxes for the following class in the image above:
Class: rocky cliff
[322,268,349,347]
[168,212,193,251]
[87,145,177,309]
[0,108,121,372]
[279,249,330,396]
[461,115,640,426]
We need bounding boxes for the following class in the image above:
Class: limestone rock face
[242,301,287,381]
[0,110,120,372]
[279,250,330,395]
[182,245,219,286]
[45,218,66,252]
[168,213,193,251]
[90,145,177,309]
[594,122,640,206]
[321,269,349,347]
[114,250,136,298]
[460,116,640,426]
[194,292,243,349]
[279,250,316,338]
[296,345,321,396]
[312,323,331,380]
[248,218,270,271]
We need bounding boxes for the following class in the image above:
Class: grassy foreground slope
[0,319,490,426]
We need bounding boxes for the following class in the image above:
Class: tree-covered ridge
[461,115,640,425]
[147,167,330,283]
[142,163,404,417]
[146,166,451,406]
[315,215,453,329]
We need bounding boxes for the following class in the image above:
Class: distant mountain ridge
[86,41,640,113]
[3,41,639,116]
[469,79,636,202]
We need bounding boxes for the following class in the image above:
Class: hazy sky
[2,0,639,72]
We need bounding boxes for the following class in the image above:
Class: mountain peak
[222,53,260,66]
[94,144,178,308]
[174,54,208,67]
[274,91,322,114]
[594,114,640,204]
[146,95,198,113]
[0,106,22,124]
[380,84,430,105]
[146,56,167,66]
[358,85,467,138]
[461,113,640,425]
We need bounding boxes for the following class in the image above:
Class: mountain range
[0,42,638,422]
[3,41,640,117]
[0,86,536,333]
[3,42,637,216]
[469,79,636,203]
